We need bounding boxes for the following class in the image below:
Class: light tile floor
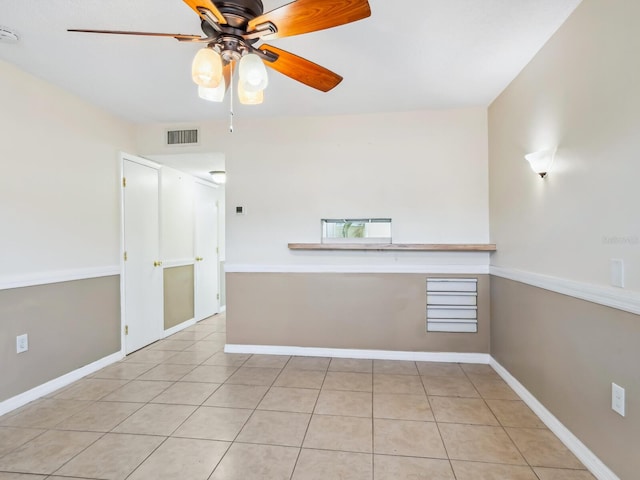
[0,313,596,480]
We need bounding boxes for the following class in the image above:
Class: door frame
[119,152,163,355]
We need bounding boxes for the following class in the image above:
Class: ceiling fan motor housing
[216,0,264,27]
[201,0,266,61]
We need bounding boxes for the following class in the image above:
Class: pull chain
[229,61,234,133]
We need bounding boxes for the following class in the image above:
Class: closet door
[122,157,163,353]
[194,182,219,321]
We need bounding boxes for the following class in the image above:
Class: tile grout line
[371,359,375,479]
[169,320,228,474]
[113,325,223,480]
[287,356,330,480]
[110,316,227,480]
[461,364,535,472]
[421,366,457,479]
[205,353,296,478]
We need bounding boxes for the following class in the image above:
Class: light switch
[610,259,624,288]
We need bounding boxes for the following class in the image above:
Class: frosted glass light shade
[209,170,226,184]
[525,148,556,178]
[198,78,226,102]
[192,48,223,88]
[238,53,268,92]
[238,80,264,105]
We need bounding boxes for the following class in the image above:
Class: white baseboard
[0,350,124,417]
[164,318,196,337]
[219,305,226,313]
[224,344,490,364]
[490,358,620,480]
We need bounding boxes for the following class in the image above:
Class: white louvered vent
[427,278,478,333]
[166,128,199,146]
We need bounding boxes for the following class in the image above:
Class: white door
[194,182,219,321]
[123,158,163,353]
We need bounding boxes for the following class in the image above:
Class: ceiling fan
[68,0,371,105]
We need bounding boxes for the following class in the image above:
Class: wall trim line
[163,259,195,269]
[164,318,196,337]
[490,358,620,480]
[224,344,490,364]
[490,266,640,315]
[225,264,490,274]
[0,350,124,417]
[0,266,120,291]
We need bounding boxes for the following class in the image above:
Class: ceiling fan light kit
[238,80,264,105]
[68,0,372,116]
[198,81,226,102]
[238,53,268,92]
[192,47,224,88]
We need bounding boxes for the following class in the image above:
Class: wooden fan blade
[67,29,202,41]
[259,44,342,92]
[183,0,227,24]
[248,0,370,40]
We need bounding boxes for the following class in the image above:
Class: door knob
[196,257,204,262]
[154,261,163,267]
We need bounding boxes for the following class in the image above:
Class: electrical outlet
[612,383,625,417]
[16,334,28,354]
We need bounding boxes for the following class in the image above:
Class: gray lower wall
[163,265,195,330]
[227,273,489,353]
[0,275,121,402]
[490,276,639,480]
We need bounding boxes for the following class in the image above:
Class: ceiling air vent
[166,128,199,146]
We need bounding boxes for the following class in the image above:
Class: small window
[321,218,392,244]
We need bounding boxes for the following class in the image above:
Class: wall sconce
[209,170,226,184]
[524,148,556,178]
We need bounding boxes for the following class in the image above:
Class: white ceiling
[0,0,581,124]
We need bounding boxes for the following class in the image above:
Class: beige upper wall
[489,0,639,291]
[137,108,489,266]
[0,60,135,281]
